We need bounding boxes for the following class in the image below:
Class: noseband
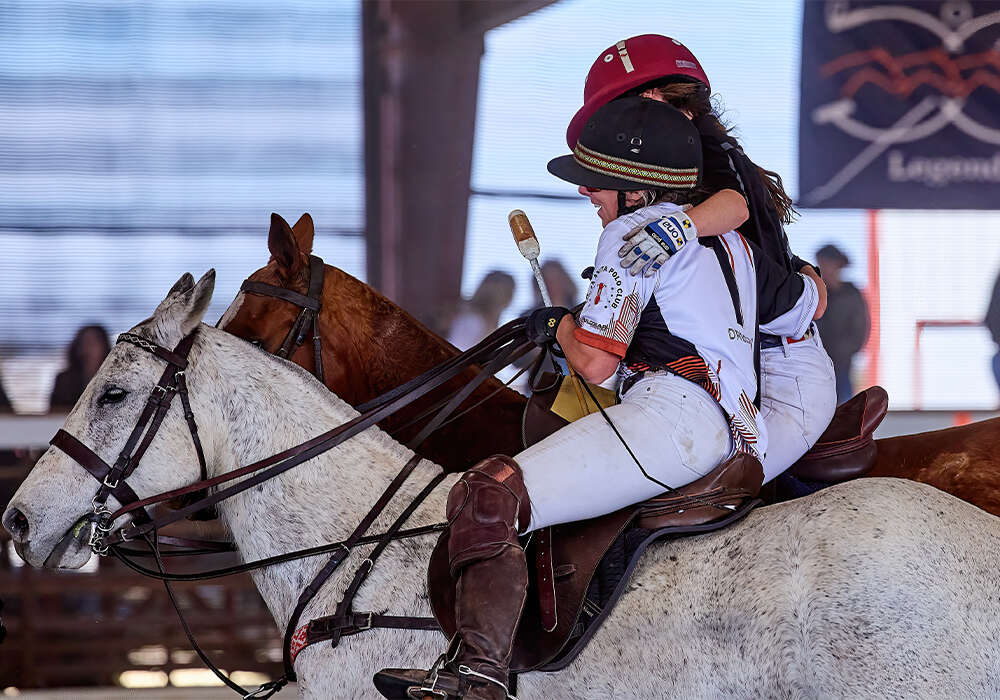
[239,255,325,383]
[49,331,207,554]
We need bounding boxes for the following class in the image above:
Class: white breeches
[516,372,732,533]
[759,325,837,483]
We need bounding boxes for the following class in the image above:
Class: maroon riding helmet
[566,34,710,150]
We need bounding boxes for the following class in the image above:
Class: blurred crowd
[10,243,1000,424]
[446,261,581,352]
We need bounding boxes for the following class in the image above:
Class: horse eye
[98,387,128,406]
[249,339,264,348]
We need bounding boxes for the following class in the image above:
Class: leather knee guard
[446,455,531,576]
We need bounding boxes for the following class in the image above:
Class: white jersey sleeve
[760,273,818,338]
[575,232,661,357]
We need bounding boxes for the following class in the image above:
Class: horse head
[218,212,458,409]
[3,271,217,568]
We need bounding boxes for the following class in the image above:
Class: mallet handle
[508,209,589,415]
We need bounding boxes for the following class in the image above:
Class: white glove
[618,212,698,277]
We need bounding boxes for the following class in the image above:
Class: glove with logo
[526,306,570,346]
[618,211,698,277]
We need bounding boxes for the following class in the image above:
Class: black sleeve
[790,255,818,275]
[751,241,805,325]
[695,117,745,196]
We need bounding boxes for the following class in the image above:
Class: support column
[363,0,484,334]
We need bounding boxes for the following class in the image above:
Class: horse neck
[189,325,439,624]
[319,267,513,399]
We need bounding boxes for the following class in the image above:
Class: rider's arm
[555,315,620,384]
[800,264,827,319]
[687,189,748,238]
[690,125,749,236]
[618,129,748,276]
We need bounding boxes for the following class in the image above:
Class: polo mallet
[507,209,590,415]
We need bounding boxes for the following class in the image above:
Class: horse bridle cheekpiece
[49,331,207,555]
[240,254,326,383]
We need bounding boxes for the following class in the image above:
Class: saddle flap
[635,452,764,530]
[426,508,636,672]
[790,386,889,483]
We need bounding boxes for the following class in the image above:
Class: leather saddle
[788,386,889,482]
[426,452,764,672]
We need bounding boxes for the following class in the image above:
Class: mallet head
[508,209,541,261]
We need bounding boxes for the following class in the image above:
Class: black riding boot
[374,456,530,699]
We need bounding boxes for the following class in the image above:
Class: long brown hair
[642,82,798,225]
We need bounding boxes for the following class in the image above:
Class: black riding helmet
[547,96,702,214]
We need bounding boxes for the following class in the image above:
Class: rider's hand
[526,306,570,346]
[618,212,698,277]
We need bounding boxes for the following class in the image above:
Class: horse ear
[268,212,302,272]
[147,270,216,345]
[168,272,195,296]
[178,269,216,336]
[291,213,315,255]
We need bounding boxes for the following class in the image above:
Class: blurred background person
[533,260,580,310]
[984,268,1000,397]
[49,325,111,412]
[447,271,516,351]
[815,244,870,403]
[0,375,11,414]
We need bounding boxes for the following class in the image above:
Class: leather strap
[290,612,440,664]
[535,526,557,632]
[49,429,150,525]
[240,255,326,378]
[239,283,321,312]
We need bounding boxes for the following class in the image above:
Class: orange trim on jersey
[720,236,736,270]
[574,327,628,357]
[736,233,753,267]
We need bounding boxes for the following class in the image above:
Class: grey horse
[5,271,1000,698]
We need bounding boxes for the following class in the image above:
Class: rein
[49,313,536,698]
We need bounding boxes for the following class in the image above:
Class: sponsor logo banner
[798,1,1000,209]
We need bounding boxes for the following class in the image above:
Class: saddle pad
[549,375,618,423]
[538,498,761,673]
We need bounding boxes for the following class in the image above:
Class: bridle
[239,254,326,383]
[45,315,537,699]
[49,331,208,555]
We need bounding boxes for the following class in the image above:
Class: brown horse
[219,213,1000,516]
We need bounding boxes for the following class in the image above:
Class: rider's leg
[374,372,731,699]
[375,455,530,700]
[516,371,732,532]
[447,456,530,696]
[759,329,837,483]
